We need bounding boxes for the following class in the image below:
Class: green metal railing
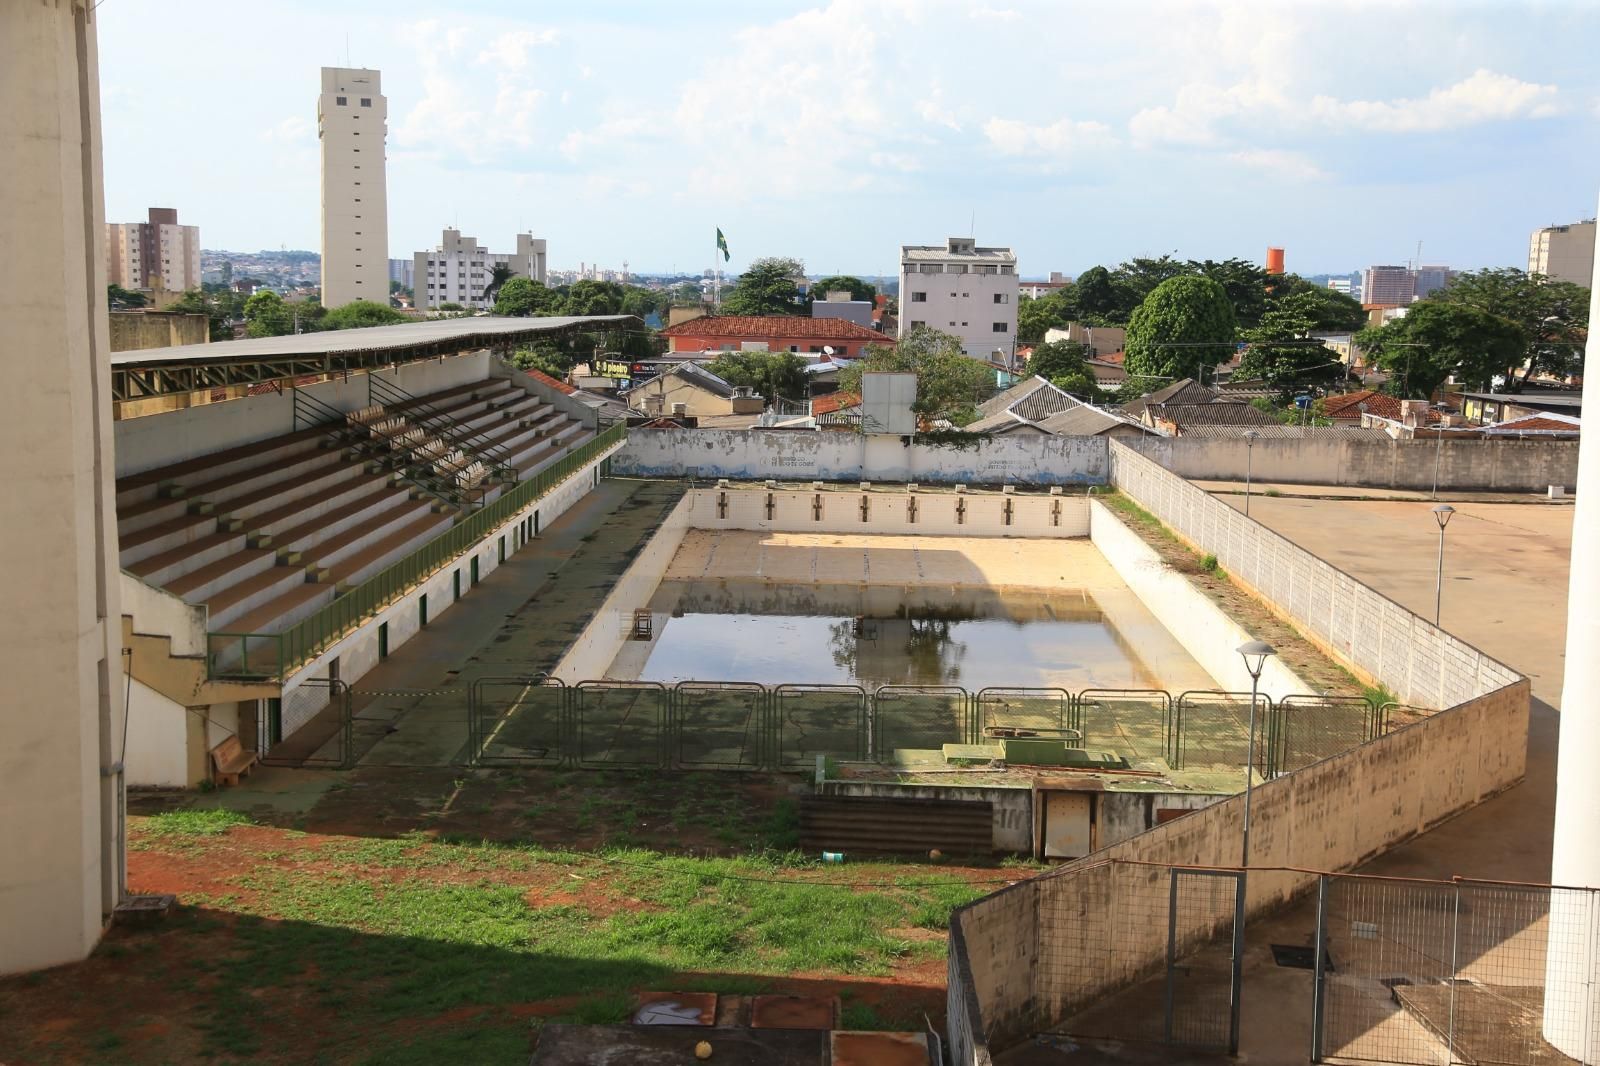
[207,423,625,680]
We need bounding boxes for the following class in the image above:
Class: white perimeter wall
[124,678,188,788]
[114,352,490,478]
[611,429,1108,485]
[1089,501,1313,698]
[277,448,611,735]
[687,487,1091,537]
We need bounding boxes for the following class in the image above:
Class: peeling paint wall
[611,429,1109,485]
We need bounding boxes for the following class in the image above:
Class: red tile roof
[659,315,884,341]
[1491,414,1580,432]
[811,391,860,416]
[525,367,576,395]
[1322,389,1402,420]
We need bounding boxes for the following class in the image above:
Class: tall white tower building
[898,236,1018,361]
[318,67,387,308]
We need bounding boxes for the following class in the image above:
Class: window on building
[361,98,371,106]
[910,320,924,328]
[994,293,1009,304]
[789,345,799,353]
[336,96,347,105]
[962,292,970,298]
[992,322,1009,332]
[910,292,926,302]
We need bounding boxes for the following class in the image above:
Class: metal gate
[573,681,667,768]
[469,675,567,765]
[258,677,353,769]
[872,685,970,760]
[1164,868,1245,1053]
[770,684,867,769]
[672,681,765,770]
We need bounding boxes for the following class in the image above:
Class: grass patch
[1199,553,1218,573]
[138,808,253,837]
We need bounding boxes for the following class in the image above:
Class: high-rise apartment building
[898,236,1018,360]
[1413,265,1456,299]
[414,229,548,310]
[318,67,387,308]
[106,207,200,293]
[1362,265,1416,306]
[1528,220,1596,287]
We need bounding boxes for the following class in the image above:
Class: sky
[97,0,1600,279]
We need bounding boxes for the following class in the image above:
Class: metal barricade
[258,677,353,769]
[976,687,1074,737]
[671,681,766,770]
[770,684,868,769]
[1076,688,1174,764]
[1273,694,1377,776]
[572,681,668,768]
[469,675,567,766]
[872,685,971,761]
[1172,690,1272,775]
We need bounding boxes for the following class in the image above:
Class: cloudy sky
[98,0,1600,278]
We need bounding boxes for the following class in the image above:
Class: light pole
[1243,430,1260,516]
[1432,504,1455,626]
[1236,640,1276,868]
[1431,413,1445,500]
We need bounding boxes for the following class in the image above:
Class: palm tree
[483,263,515,305]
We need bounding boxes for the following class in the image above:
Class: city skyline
[99,1,1600,277]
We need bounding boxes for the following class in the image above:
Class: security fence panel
[1317,875,1459,1064]
[1275,695,1378,775]
[872,685,970,761]
[260,677,353,769]
[672,681,766,770]
[573,681,668,768]
[470,675,567,766]
[976,687,1073,738]
[1165,869,1244,1053]
[771,684,868,769]
[1173,691,1271,776]
[1076,689,1174,765]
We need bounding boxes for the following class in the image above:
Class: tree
[1027,339,1100,399]
[1110,254,1192,321]
[1432,268,1589,389]
[510,343,574,379]
[107,283,147,309]
[1264,276,1366,332]
[1359,301,1525,398]
[494,276,561,317]
[1236,290,1346,399]
[1123,275,1238,386]
[243,290,297,337]
[620,286,666,321]
[1193,258,1269,328]
[1074,266,1120,322]
[482,263,515,304]
[563,279,626,316]
[720,257,805,316]
[704,351,808,405]
[166,288,242,341]
[837,326,994,427]
[810,275,877,303]
[1017,291,1071,343]
[322,300,406,330]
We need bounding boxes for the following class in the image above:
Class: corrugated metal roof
[899,244,1016,263]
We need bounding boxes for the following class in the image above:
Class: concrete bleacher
[117,376,591,644]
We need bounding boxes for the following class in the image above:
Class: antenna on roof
[970,210,975,237]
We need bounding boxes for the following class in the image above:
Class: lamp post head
[1433,503,1455,530]
[1237,640,1276,680]
[1244,430,1260,446]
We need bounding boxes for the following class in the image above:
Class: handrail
[206,423,626,681]
[369,374,521,481]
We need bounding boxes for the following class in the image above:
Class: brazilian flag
[716,228,730,263]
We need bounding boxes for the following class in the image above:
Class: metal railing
[467,677,1404,773]
[369,373,521,481]
[207,422,625,680]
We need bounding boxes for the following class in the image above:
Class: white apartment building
[899,236,1018,360]
[414,229,549,310]
[106,207,200,293]
[318,67,388,309]
[1528,219,1596,287]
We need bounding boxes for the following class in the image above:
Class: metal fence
[257,677,353,769]
[467,678,1403,773]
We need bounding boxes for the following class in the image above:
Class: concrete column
[1546,189,1600,1061]
[0,1,125,974]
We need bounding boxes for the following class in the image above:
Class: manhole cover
[1271,943,1334,971]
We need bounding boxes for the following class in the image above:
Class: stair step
[118,511,222,567]
[126,531,248,588]
[324,512,456,589]
[270,484,410,554]
[220,584,339,646]
[234,471,391,538]
[115,425,329,501]
[163,546,278,605]
[212,461,367,523]
[207,565,318,630]
[299,498,437,569]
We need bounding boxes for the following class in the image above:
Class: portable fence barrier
[257,677,353,769]
[465,682,1412,773]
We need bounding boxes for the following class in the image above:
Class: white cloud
[970,6,1019,21]
[393,20,552,165]
[983,116,1114,157]
[1228,148,1328,182]
[259,116,312,144]
[917,84,963,132]
[476,28,559,71]
[1129,80,1286,147]
[1310,69,1560,132]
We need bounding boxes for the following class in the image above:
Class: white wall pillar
[1546,189,1600,1060]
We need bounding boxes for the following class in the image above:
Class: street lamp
[1431,413,1446,500]
[1236,640,1276,869]
[1432,504,1455,626]
[1243,430,1260,517]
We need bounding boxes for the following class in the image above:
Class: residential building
[1362,265,1416,305]
[1528,220,1597,287]
[1327,277,1353,296]
[1414,265,1455,299]
[414,228,548,310]
[899,236,1018,360]
[658,315,883,358]
[965,377,1155,438]
[388,258,414,291]
[1458,390,1582,426]
[1044,322,1126,358]
[318,67,388,308]
[623,362,766,420]
[106,207,200,293]
[1143,401,1282,436]
[1482,411,1579,437]
[1019,271,1071,299]
[810,291,874,328]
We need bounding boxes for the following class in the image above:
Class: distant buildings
[1528,220,1596,287]
[413,229,548,310]
[318,67,388,308]
[659,315,882,358]
[810,290,874,328]
[1361,264,1417,306]
[1326,278,1353,297]
[106,207,200,293]
[388,258,414,291]
[1413,265,1455,299]
[1019,271,1071,299]
[898,236,1018,360]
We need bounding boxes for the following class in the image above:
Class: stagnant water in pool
[608,579,1202,691]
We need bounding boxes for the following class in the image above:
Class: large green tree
[1074,266,1120,322]
[107,283,147,309]
[1193,258,1270,328]
[1431,268,1590,390]
[1027,339,1099,399]
[1236,290,1347,399]
[705,351,809,405]
[494,276,562,317]
[837,326,994,427]
[562,279,626,316]
[810,275,877,303]
[1017,292,1071,343]
[1358,302,1525,398]
[1265,276,1366,332]
[166,288,243,341]
[323,300,406,330]
[1123,275,1238,385]
[242,290,297,337]
[720,257,806,316]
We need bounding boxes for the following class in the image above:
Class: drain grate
[1271,943,1334,972]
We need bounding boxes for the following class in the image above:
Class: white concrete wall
[121,570,206,656]
[611,429,1108,485]
[114,351,489,477]
[125,678,190,788]
[279,448,612,732]
[685,487,1091,537]
[1089,501,1314,698]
